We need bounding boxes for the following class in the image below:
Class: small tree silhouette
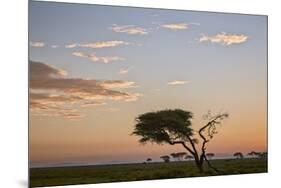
[257,152,267,159]
[160,155,170,163]
[233,152,244,159]
[170,153,179,161]
[177,152,187,161]
[247,151,258,158]
[146,158,152,163]
[206,153,215,160]
[171,152,187,161]
[185,155,194,161]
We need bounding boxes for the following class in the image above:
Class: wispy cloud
[72,52,124,63]
[81,101,107,108]
[65,40,129,49]
[30,41,45,48]
[51,45,59,48]
[110,25,148,35]
[199,32,248,45]
[65,44,77,48]
[167,80,187,85]
[161,23,188,30]
[30,61,142,119]
[104,108,120,112]
[118,67,131,75]
[100,80,137,89]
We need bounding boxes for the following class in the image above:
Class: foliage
[132,109,193,144]
[160,155,170,163]
[233,152,244,159]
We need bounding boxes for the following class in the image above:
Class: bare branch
[198,113,229,169]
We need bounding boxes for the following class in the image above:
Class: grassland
[30,158,267,187]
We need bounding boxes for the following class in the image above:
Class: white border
[1,0,280,188]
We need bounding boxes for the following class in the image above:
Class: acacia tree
[259,152,267,159]
[253,152,267,159]
[160,155,170,163]
[206,153,215,160]
[177,152,187,161]
[247,151,258,158]
[132,109,228,173]
[171,152,187,161]
[146,158,152,163]
[233,152,244,159]
[185,155,194,161]
[170,153,179,161]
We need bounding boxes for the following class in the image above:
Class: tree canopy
[206,153,215,159]
[160,155,170,163]
[132,109,193,144]
[234,152,244,159]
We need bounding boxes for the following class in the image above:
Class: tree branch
[169,141,195,155]
[198,113,228,165]
[186,136,199,159]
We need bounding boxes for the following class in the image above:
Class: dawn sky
[29,1,267,167]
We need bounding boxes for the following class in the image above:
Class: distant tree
[146,158,152,163]
[247,151,267,159]
[171,152,187,161]
[177,152,187,161]
[248,151,257,156]
[258,152,268,159]
[247,151,258,158]
[233,152,244,159]
[185,155,194,161]
[170,153,179,161]
[206,153,215,160]
[160,155,170,163]
[132,109,229,173]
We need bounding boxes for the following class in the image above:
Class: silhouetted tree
[132,109,229,173]
[146,158,152,163]
[170,152,187,161]
[233,152,244,159]
[248,151,257,156]
[170,153,179,161]
[257,152,267,159]
[206,153,215,160]
[247,151,258,158]
[160,155,170,163]
[185,155,194,161]
[177,152,187,161]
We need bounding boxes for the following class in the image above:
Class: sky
[29,1,267,167]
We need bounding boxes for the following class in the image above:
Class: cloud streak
[119,67,131,75]
[110,25,148,35]
[29,61,142,119]
[167,80,187,85]
[100,80,137,89]
[72,52,124,63]
[30,41,45,48]
[65,40,129,49]
[199,32,248,45]
[51,45,59,48]
[161,23,189,30]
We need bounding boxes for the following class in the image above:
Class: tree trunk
[194,155,204,173]
[196,161,204,173]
